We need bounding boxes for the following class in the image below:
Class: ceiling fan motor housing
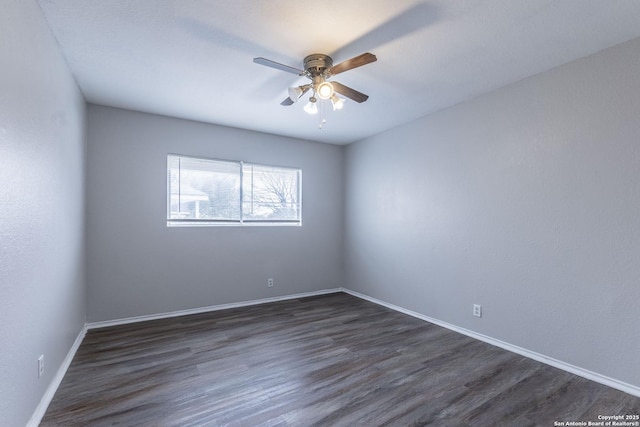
[304,54,333,77]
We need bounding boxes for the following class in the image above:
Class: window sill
[166,220,302,227]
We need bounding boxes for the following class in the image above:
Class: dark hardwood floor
[41,292,640,426]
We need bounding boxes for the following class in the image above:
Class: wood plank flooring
[40,292,640,426]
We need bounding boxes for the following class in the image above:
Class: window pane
[242,164,301,221]
[168,155,241,221]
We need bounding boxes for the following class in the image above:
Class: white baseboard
[29,286,638,427]
[28,288,341,425]
[27,325,87,427]
[342,288,640,398]
[87,288,342,330]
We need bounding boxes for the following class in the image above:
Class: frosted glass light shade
[288,86,304,103]
[304,96,318,114]
[331,95,345,110]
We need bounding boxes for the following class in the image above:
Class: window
[167,154,301,226]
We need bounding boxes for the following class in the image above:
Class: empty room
[2,1,640,426]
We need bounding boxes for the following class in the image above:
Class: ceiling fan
[253,52,377,118]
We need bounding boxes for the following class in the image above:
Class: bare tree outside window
[242,164,301,221]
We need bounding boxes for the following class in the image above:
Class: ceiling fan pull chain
[319,99,327,129]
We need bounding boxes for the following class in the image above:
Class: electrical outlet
[473,304,482,318]
[38,355,45,378]
[267,278,274,287]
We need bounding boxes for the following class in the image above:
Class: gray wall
[86,106,344,322]
[0,1,87,426]
[345,37,640,388]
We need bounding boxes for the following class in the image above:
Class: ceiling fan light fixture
[304,96,318,114]
[316,81,334,100]
[331,95,345,110]
[287,86,304,103]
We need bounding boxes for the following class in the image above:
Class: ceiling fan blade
[281,97,294,106]
[331,81,369,103]
[253,57,305,75]
[329,53,377,76]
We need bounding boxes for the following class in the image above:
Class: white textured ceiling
[36,0,640,144]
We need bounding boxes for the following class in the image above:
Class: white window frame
[167,154,302,227]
